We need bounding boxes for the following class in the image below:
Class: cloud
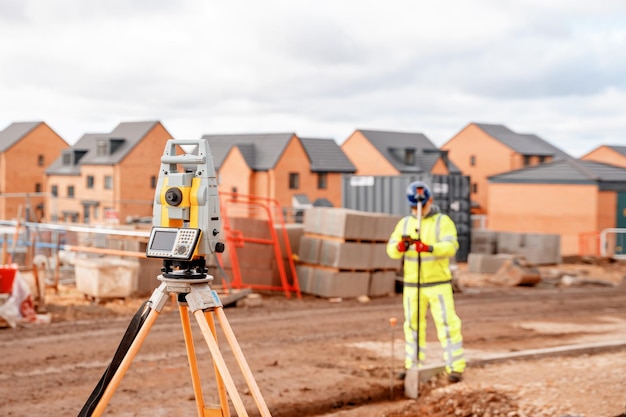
[0,0,625,157]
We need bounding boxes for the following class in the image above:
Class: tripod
[79,260,272,417]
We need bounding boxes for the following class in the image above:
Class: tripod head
[146,139,225,278]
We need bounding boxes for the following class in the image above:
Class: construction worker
[386,180,466,383]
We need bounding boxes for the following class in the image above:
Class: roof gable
[201,133,296,171]
[45,121,164,175]
[356,129,459,174]
[0,121,42,152]
[299,137,356,173]
[607,145,626,157]
[474,123,570,159]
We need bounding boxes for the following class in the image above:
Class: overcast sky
[1,0,625,158]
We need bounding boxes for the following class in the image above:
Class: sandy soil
[1,261,626,417]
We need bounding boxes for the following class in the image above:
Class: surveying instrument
[78,140,272,417]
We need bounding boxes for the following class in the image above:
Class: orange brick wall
[273,136,315,208]
[0,123,68,220]
[487,183,604,255]
[341,131,398,175]
[219,147,252,195]
[117,123,173,221]
[442,124,518,213]
[597,191,617,231]
[581,146,626,168]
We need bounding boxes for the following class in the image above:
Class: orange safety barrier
[218,192,301,299]
[578,231,600,257]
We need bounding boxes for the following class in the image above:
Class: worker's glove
[397,235,414,252]
[414,240,433,253]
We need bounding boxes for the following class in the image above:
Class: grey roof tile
[45,121,165,174]
[300,137,356,173]
[356,129,460,174]
[488,159,626,184]
[202,133,295,171]
[0,121,42,152]
[474,123,570,159]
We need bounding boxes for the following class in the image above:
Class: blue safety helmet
[406,181,431,206]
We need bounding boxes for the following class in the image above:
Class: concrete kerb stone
[403,339,626,399]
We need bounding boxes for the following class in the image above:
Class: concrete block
[295,265,315,293]
[497,232,561,265]
[369,270,396,297]
[304,208,376,240]
[371,242,403,270]
[470,241,497,255]
[310,269,370,298]
[467,253,515,274]
[471,230,498,245]
[318,240,371,270]
[221,242,275,269]
[298,235,322,264]
[372,213,403,241]
[224,266,280,288]
[274,224,304,259]
[229,217,272,240]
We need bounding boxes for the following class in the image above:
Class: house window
[67,185,75,198]
[317,173,328,189]
[38,155,44,166]
[35,183,42,193]
[86,175,95,189]
[539,155,547,163]
[289,173,300,190]
[62,153,72,166]
[104,175,113,190]
[523,155,531,166]
[470,155,476,166]
[150,175,157,188]
[404,149,416,165]
[471,183,478,194]
[51,185,58,197]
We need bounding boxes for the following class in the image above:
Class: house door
[615,193,626,255]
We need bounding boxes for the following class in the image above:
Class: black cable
[77,300,151,417]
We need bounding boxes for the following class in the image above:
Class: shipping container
[342,174,471,262]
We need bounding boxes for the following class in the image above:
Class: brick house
[581,145,626,168]
[441,123,570,214]
[200,133,356,212]
[45,121,173,224]
[487,159,626,255]
[0,121,68,221]
[341,129,459,176]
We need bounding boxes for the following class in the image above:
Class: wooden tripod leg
[192,310,250,417]
[179,305,207,417]
[91,308,160,417]
[215,307,272,417]
[204,311,231,417]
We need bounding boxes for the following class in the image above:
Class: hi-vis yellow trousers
[403,282,466,373]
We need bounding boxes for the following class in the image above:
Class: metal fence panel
[342,174,471,262]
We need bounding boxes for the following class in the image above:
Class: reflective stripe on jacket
[386,212,458,285]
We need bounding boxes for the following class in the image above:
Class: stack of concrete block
[221,217,302,289]
[471,230,498,255]
[469,231,561,266]
[297,208,402,298]
[497,232,561,265]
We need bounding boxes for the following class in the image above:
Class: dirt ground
[1,259,626,417]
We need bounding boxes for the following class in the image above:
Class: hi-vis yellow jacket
[386,211,458,285]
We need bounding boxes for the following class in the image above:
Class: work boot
[447,371,463,383]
